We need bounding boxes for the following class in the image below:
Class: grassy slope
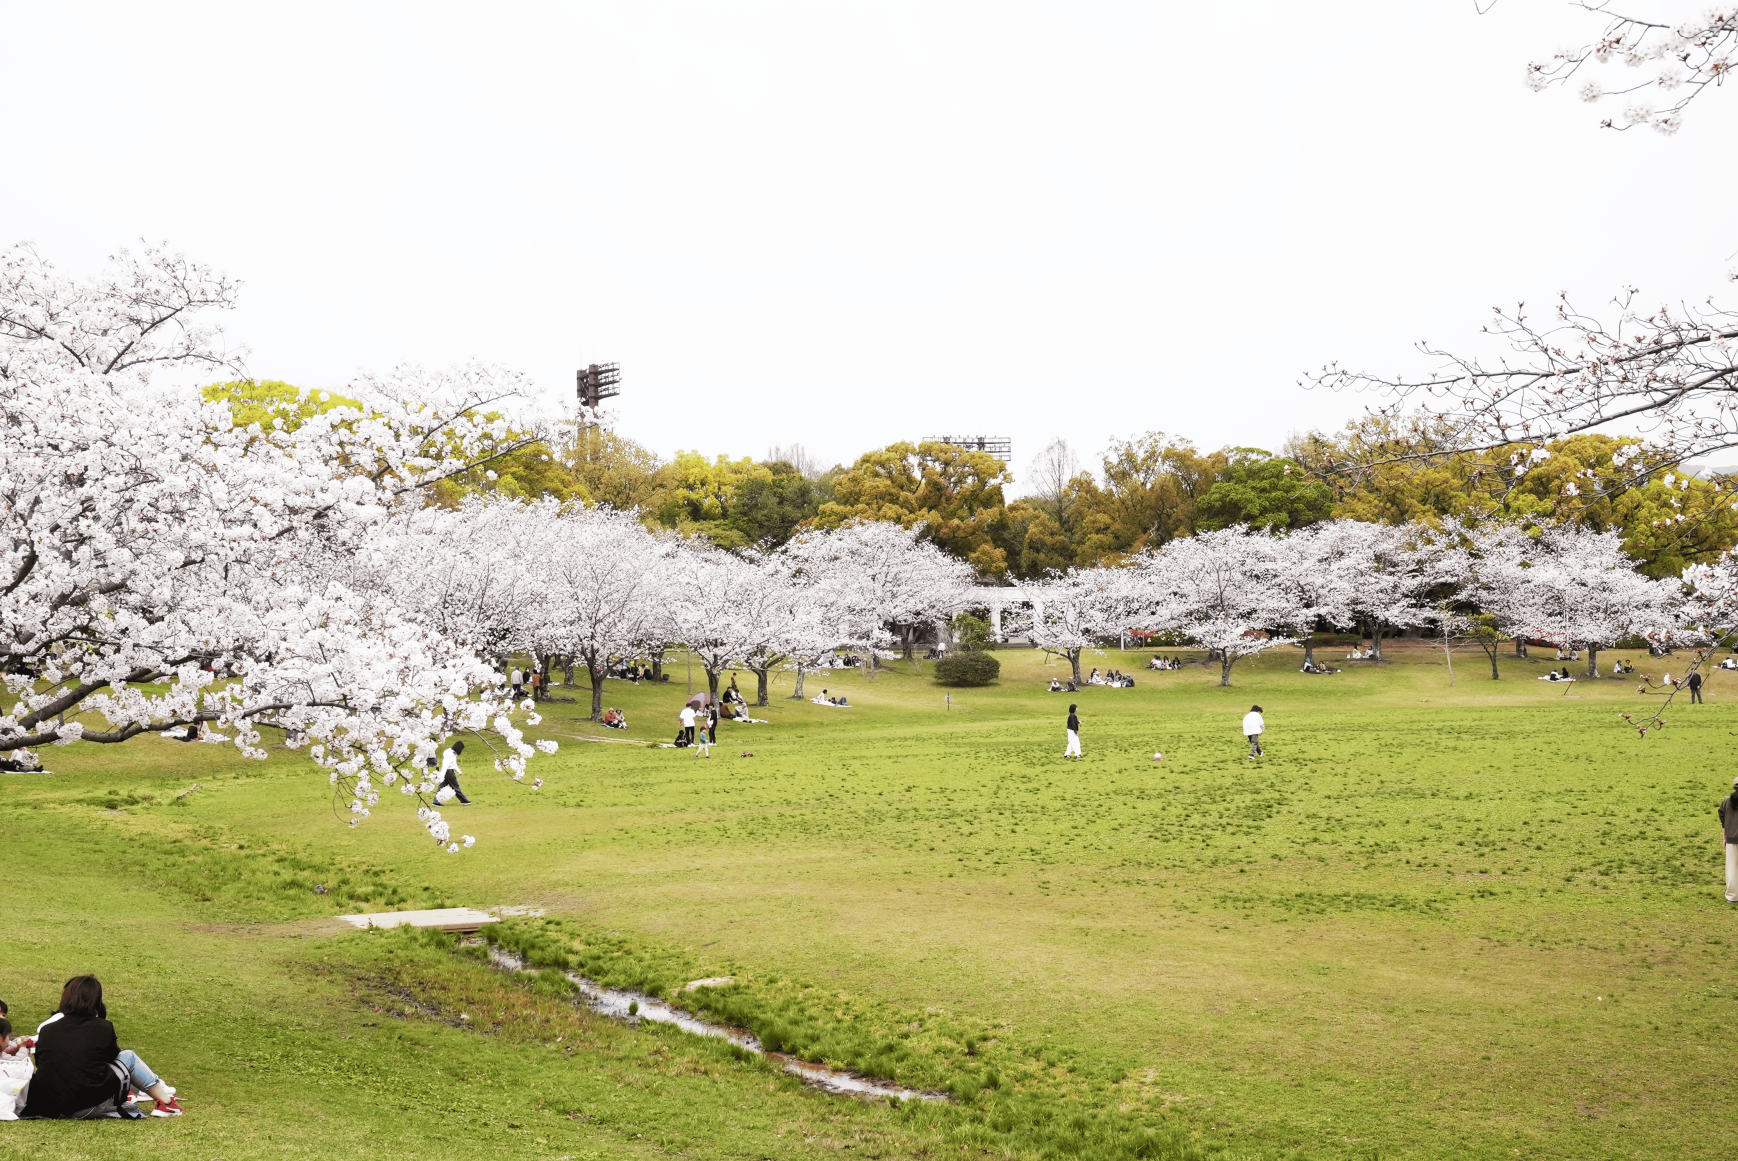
[4,643,1735,1158]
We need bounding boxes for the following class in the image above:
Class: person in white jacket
[1242,705,1265,758]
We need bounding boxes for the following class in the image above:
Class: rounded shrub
[934,651,1000,686]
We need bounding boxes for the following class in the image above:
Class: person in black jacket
[1064,704,1082,758]
[1720,779,1738,903]
[1687,670,1705,704]
[22,975,182,1118]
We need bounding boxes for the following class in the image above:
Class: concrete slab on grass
[337,907,500,933]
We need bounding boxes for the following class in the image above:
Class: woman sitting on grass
[22,975,182,1119]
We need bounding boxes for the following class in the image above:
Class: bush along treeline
[934,652,1001,685]
[473,919,1224,1160]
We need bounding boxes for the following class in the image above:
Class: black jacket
[1688,672,1703,690]
[1720,794,1738,845]
[21,1014,123,1118]
[1066,712,1080,733]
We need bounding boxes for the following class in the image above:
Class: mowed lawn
[4,643,1736,1160]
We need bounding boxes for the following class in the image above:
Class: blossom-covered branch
[1523,3,1737,134]
[1304,289,1738,480]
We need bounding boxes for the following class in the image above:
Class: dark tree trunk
[1514,637,1528,658]
[590,666,605,721]
[651,647,665,681]
[706,666,720,696]
[1067,648,1082,685]
[1586,645,1600,679]
[1303,634,1317,664]
[1219,652,1234,687]
[792,662,808,700]
[753,668,770,706]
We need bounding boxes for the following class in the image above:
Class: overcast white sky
[3,2,1731,491]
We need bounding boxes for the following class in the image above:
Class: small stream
[483,946,946,1103]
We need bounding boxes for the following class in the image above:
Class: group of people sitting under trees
[0,977,184,1120]
[1146,655,1185,670]
[719,680,758,717]
[606,660,660,683]
[1299,658,1340,674]
[1047,668,1135,691]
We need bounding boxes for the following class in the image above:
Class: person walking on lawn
[437,740,472,805]
[1243,705,1265,758]
[1064,703,1082,758]
[1720,777,1738,903]
[1688,669,1704,704]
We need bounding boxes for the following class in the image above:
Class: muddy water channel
[481,945,947,1103]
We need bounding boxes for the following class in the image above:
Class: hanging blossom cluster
[1523,4,1737,133]
[0,242,555,850]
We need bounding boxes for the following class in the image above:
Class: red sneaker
[150,1095,185,1117]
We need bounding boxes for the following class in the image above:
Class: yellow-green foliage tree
[564,429,664,512]
[648,451,773,548]
[813,440,1013,576]
[1193,448,1335,533]
[1082,433,1224,557]
[1304,419,1738,577]
[202,379,363,432]
[428,442,584,508]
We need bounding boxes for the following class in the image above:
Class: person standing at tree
[679,702,697,747]
[1064,703,1082,758]
[1243,705,1265,758]
[1719,778,1738,903]
[1688,669,1704,704]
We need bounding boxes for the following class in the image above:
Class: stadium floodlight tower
[923,434,1012,463]
[576,362,621,425]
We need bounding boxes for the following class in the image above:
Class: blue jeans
[117,1050,160,1091]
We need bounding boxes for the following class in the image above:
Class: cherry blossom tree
[0,242,553,850]
[1473,523,1681,678]
[727,555,826,706]
[1006,567,1144,686]
[780,521,973,679]
[665,547,759,698]
[1268,521,1367,666]
[534,504,672,719]
[1312,3,1738,481]
[355,495,553,662]
[1329,521,1464,662]
[1136,527,1302,687]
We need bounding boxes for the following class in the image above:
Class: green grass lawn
[4,643,1736,1159]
